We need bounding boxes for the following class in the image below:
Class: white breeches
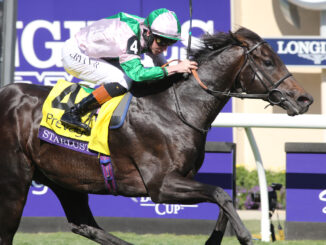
[61,38,133,89]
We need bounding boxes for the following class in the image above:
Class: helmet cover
[144,8,181,40]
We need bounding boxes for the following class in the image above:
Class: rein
[165,41,293,134]
[192,41,293,104]
[161,60,209,134]
[173,82,209,134]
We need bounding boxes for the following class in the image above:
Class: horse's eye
[264,60,273,67]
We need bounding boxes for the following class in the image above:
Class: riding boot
[61,83,127,134]
[60,93,100,134]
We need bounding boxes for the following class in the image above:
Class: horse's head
[232,28,313,116]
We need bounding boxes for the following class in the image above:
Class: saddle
[38,80,132,156]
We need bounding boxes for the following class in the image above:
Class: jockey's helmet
[144,8,181,41]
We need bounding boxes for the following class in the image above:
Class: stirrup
[64,121,91,134]
[61,113,91,134]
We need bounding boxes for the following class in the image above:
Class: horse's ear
[230,31,249,48]
[228,30,235,40]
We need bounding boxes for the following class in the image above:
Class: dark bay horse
[0,28,312,245]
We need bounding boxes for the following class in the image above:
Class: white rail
[212,113,326,129]
[211,113,326,242]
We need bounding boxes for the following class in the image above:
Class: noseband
[192,41,293,106]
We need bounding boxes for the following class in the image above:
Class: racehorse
[0,27,313,245]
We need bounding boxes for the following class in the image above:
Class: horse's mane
[131,27,263,97]
[190,27,262,64]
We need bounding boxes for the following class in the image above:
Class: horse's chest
[176,150,205,178]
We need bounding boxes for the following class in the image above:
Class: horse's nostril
[297,95,313,106]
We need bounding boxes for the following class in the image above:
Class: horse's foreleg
[49,185,132,245]
[0,153,34,245]
[69,223,132,245]
[146,172,252,245]
[205,208,228,245]
[0,183,29,245]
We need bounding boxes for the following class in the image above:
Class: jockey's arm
[120,56,198,82]
[120,57,167,82]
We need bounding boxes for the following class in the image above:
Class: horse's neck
[133,47,241,132]
[172,73,230,130]
[173,49,243,130]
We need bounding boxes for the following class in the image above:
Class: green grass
[13,232,326,245]
[13,220,326,245]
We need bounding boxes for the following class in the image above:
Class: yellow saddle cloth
[38,79,124,155]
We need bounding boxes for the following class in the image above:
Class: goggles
[154,35,177,47]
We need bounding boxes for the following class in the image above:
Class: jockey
[61,8,198,133]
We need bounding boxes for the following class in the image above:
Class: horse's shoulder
[0,83,50,111]
[14,83,52,92]
[13,83,52,98]
[1,83,50,94]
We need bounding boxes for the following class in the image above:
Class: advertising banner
[16,0,232,141]
[265,37,326,67]
[23,149,235,220]
[16,0,230,85]
[286,152,326,222]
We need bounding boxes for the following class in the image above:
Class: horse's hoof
[238,230,253,245]
[205,230,223,245]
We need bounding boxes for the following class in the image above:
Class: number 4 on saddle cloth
[38,79,132,157]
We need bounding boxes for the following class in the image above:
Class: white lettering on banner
[15,21,24,67]
[16,19,214,85]
[16,20,89,69]
[63,21,87,38]
[20,20,61,68]
[181,19,214,48]
[14,71,74,86]
[16,19,213,67]
[319,190,326,214]
[277,41,326,54]
[31,181,48,195]
[277,40,326,64]
[137,197,198,216]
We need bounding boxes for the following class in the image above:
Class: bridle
[172,41,293,134]
[192,41,293,106]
